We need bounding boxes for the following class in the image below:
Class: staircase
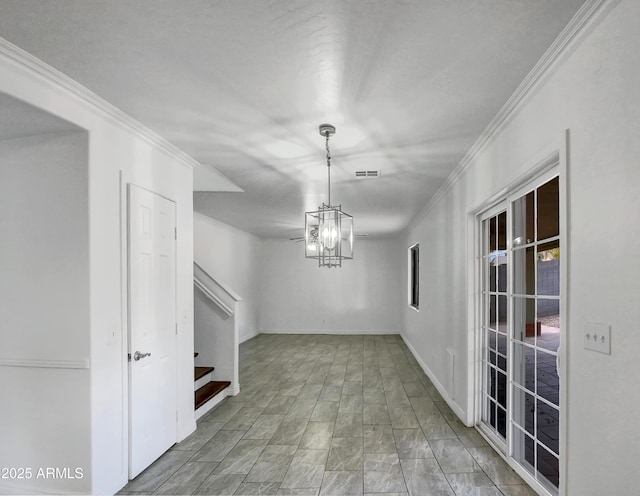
[193,261,240,420]
[194,366,230,411]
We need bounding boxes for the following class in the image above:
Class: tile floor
[120,334,537,495]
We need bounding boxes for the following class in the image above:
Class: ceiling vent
[355,170,380,178]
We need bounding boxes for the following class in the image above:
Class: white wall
[194,212,261,343]
[0,42,195,495]
[89,111,195,496]
[259,238,402,334]
[402,1,640,494]
[0,132,88,363]
[0,132,92,494]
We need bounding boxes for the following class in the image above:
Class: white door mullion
[506,199,514,459]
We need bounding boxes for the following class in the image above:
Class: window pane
[536,350,559,406]
[489,257,497,292]
[497,295,508,333]
[497,252,508,292]
[513,247,535,295]
[497,371,507,408]
[497,331,507,357]
[490,217,497,252]
[513,343,535,394]
[537,299,560,353]
[513,297,536,343]
[537,240,560,296]
[489,295,497,329]
[488,366,497,401]
[537,177,559,241]
[498,211,507,250]
[513,191,534,246]
[488,350,497,367]
[512,387,535,436]
[410,245,419,308]
[537,400,560,455]
[487,399,497,429]
[497,354,506,372]
[497,406,507,438]
[488,330,497,351]
[512,425,535,469]
[537,443,560,490]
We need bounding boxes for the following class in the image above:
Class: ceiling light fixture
[305,124,354,268]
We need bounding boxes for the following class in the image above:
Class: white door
[128,184,177,478]
[509,174,562,494]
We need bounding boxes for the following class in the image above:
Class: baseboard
[399,332,469,425]
[0,481,87,495]
[194,391,227,421]
[178,420,197,443]
[227,383,240,396]
[240,330,259,343]
[259,329,400,335]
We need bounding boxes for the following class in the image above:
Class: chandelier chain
[325,131,331,206]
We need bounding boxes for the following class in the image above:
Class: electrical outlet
[584,322,611,355]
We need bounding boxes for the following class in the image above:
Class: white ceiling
[0,0,585,238]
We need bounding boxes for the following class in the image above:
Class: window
[409,243,419,309]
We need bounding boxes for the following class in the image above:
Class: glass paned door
[511,176,561,494]
[480,209,509,447]
[479,173,561,494]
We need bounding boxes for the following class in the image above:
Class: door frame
[467,130,569,496]
[121,177,181,480]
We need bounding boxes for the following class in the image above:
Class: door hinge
[127,353,131,362]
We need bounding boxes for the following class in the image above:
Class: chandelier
[305,123,354,268]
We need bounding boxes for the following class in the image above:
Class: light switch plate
[584,322,611,354]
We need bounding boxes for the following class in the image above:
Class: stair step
[195,381,231,410]
[195,366,215,382]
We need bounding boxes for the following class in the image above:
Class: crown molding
[408,0,620,230]
[0,37,201,170]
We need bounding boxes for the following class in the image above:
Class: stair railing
[193,262,242,318]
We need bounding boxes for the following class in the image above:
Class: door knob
[134,351,151,361]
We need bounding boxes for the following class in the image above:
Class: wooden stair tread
[195,381,231,410]
[195,366,215,381]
